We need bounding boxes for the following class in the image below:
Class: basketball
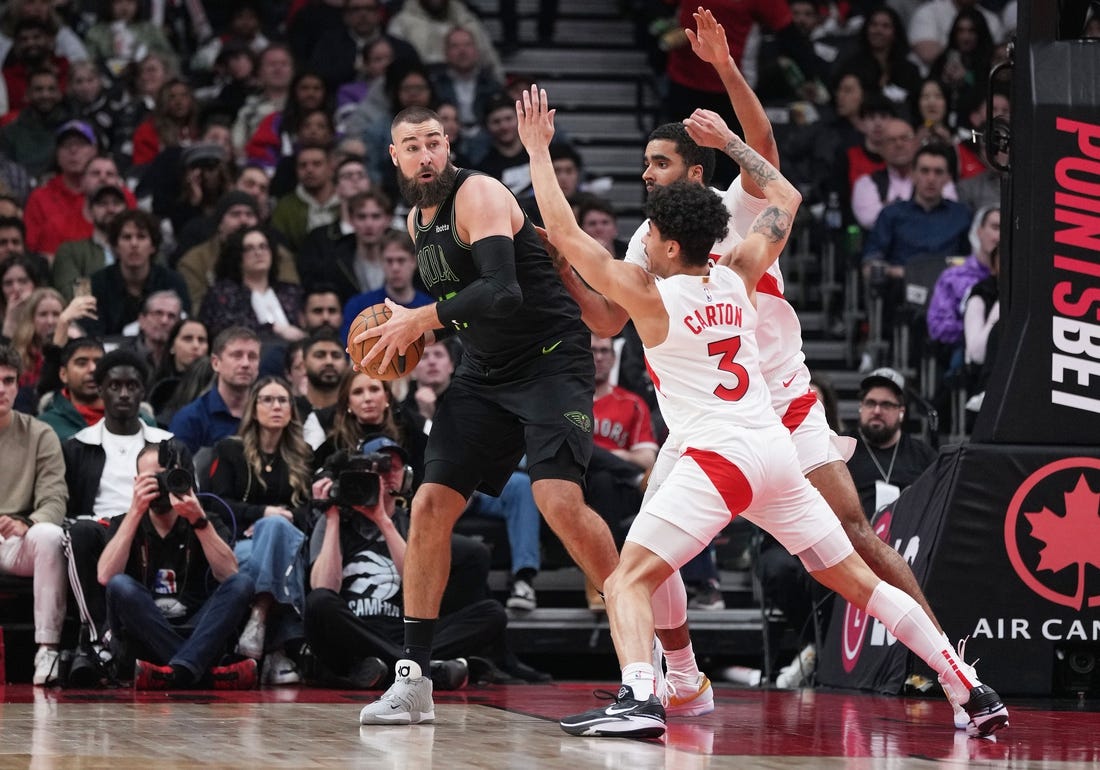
[346,303,424,381]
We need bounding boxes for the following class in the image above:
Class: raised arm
[686,6,779,198]
[517,86,664,341]
[684,110,800,287]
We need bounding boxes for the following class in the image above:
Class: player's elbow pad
[473,234,523,318]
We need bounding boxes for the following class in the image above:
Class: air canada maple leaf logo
[1005,457,1100,610]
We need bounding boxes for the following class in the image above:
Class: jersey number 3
[708,336,749,402]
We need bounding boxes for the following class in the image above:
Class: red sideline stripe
[781,390,817,434]
[756,272,785,299]
[683,447,753,516]
[209,458,219,478]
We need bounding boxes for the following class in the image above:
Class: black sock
[402,616,436,671]
[170,664,192,688]
[514,567,537,584]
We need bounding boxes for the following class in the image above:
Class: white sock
[664,641,701,683]
[866,582,975,692]
[622,662,655,700]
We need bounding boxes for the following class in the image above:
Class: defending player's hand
[352,298,424,376]
[516,84,556,151]
[683,108,738,152]
[686,7,733,67]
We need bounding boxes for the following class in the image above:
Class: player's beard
[398,162,458,210]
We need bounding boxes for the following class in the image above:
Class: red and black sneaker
[134,660,174,690]
[211,658,258,690]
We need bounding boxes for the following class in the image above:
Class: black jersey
[413,169,584,373]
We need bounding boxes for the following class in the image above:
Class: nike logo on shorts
[782,375,797,387]
[542,340,562,354]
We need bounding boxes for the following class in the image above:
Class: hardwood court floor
[0,682,1096,768]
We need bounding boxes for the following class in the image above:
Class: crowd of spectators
[0,0,1092,691]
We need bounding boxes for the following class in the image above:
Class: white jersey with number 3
[646,266,777,444]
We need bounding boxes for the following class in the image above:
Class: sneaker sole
[560,717,666,739]
[666,697,715,717]
[506,599,537,611]
[360,709,435,725]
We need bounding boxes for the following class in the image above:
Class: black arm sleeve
[434,235,524,329]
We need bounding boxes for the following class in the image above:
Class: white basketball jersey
[646,266,778,443]
[627,183,807,393]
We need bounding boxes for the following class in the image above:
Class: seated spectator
[24,120,99,257]
[270,143,340,253]
[130,78,199,169]
[928,8,995,124]
[845,367,937,518]
[341,230,432,341]
[200,226,305,343]
[154,142,236,243]
[389,0,504,82]
[8,286,63,390]
[97,441,256,689]
[1,252,44,339]
[246,69,332,174]
[316,369,428,487]
[3,17,71,113]
[927,205,999,350]
[862,143,972,279]
[304,436,503,690]
[300,189,394,305]
[169,326,261,453]
[913,78,953,148]
[101,51,171,169]
[62,348,171,661]
[334,36,394,136]
[473,91,535,200]
[51,183,128,302]
[909,0,1003,69]
[38,337,105,442]
[0,0,88,69]
[269,109,338,200]
[120,290,183,371]
[190,1,269,75]
[961,245,1000,418]
[0,216,26,261]
[194,42,256,120]
[230,43,293,162]
[429,26,504,139]
[296,327,348,443]
[851,118,959,232]
[178,191,271,311]
[0,342,68,685]
[584,334,657,607]
[84,0,177,84]
[837,6,921,120]
[87,209,190,337]
[840,92,895,197]
[954,85,1010,203]
[576,195,628,261]
[209,377,313,685]
[307,0,420,92]
[0,67,70,180]
[155,356,213,430]
[147,318,209,416]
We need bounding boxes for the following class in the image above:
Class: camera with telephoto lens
[150,441,195,515]
[321,450,393,515]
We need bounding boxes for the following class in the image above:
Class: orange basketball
[347,303,425,381]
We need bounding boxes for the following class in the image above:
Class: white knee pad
[794,523,853,573]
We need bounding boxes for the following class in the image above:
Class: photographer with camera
[62,348,173,676]
[304,436,506,691]
[97,440,257,689]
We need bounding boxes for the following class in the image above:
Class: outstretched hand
[683,108,737,151]
[686,6,732,67]
[516,85,556,152]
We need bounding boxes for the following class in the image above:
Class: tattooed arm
[683,109,801,290]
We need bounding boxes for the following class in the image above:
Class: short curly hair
[644,181,729,267]
[647,123,716,186]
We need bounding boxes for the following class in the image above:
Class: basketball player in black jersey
[354,105,621,725]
